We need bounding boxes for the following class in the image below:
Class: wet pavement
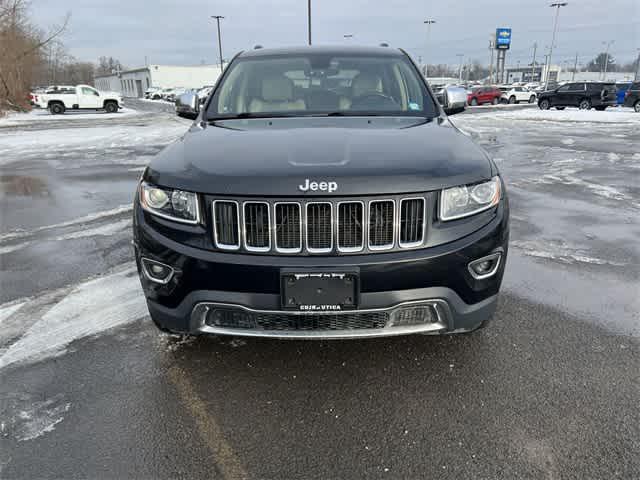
[0,100,638,478]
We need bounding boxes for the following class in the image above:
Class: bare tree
[0,0,70,115]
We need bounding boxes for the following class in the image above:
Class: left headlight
[440,176,501,221]
[139,182,200,224]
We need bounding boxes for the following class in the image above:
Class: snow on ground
[0,107,140,126]
[482,107,640,124]
[0,266,146,370]
[0,118,188,165]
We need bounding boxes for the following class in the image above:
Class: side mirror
[176,92,199,119]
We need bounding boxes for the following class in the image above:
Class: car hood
[145,116,494,196]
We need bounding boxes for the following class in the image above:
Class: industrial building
[94,64,222,97]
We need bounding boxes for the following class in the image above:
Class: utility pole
[572,52,578,81]
[602,40,614,80]
[307,0,312,45]
[211,16,225,73]
[546,2,568,88]
[456,54,464,82]
[489,38,495,84]
[635,48,640,81]
[423,19,436,78]
[530,42,537,83]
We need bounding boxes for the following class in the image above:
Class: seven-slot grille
[212,197,426,255]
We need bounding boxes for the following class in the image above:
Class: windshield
[206,52,437,119]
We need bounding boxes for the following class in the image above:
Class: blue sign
[495,28,512,50]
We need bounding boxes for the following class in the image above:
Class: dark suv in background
[538,82,617,110]
[623,82,640,112]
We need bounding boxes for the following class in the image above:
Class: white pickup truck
[37,84,123,114]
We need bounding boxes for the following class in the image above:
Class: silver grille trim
[243,201,271,252]
[337,201,364,252]
[399,197,426,248]
[212,200,240,250]
[306,202,333,254]
[368,199,395,251]
[274,202,302,253]
[210,196,428,255]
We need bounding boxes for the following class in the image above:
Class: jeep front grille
[211,195,428,255]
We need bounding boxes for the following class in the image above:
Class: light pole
[211,15,225,74]
[545,2,568,88]
[602,40,614,80]
[423,19,436,78]
[307,0,312,45]
[456,54,464,82]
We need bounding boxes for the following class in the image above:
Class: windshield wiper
[207,112,294,122]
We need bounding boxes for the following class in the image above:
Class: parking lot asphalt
[0,100,638,479]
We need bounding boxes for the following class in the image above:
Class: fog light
[389,305,439,326]
[468,253,502,280]
[141,258,175,284]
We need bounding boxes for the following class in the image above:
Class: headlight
[140,182,200,224]
[440,176,501,221]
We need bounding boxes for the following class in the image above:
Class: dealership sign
[495,28,512,50]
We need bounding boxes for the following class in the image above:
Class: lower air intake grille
[306,203,332,252]
[206,308,389,331]
[213,201,239,249]
[244,202,270,250]
[369,200,394,249]
[399,198,425,246]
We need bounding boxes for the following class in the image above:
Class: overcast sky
[32,0,639,70]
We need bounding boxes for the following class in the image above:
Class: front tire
[508,95,516,104]
[104,101,118,113]
[635,101,640,113]
[579,98,591,110]
[539,99,550,110]
[492,97,499,105]
[470,98,478,106]
[528,95,536,103]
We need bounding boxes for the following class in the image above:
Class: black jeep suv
[538,82,617,110]
[133,46,509,339]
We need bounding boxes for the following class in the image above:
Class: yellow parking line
[168,366,248,479]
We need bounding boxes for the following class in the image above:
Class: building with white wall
[94,64,222,97]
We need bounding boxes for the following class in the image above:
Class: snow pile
[0,107,140,126]
[488,108,640,124]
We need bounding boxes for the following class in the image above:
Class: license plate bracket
[280,268,359,311]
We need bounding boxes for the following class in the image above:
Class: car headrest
[261,74,294,102]
[351,72,383,97]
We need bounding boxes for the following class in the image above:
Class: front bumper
[134,198,509,338]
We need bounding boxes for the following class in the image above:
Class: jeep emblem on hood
[299,179,338,193]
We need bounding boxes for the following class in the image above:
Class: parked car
[144,87,161,99]
[499,86,536,104]
[433,84,467,114]
[36,84,123,114]
[166,87,187,103]
[615,82,632,105]
[537,82,617,110]
[133,45,509,339]
[623,81,640,112]
[152,88,173,100]
[467,86,502,106]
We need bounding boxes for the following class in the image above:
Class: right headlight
[440,176,501,221]
[139,181,200,224]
